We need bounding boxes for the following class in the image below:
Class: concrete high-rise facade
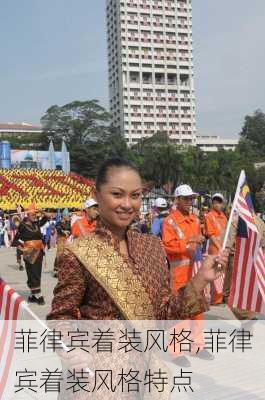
[106,0,196,145]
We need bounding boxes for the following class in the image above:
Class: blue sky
[1,0,265,138]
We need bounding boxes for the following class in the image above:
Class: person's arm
[210,237,222,252]
[160,280,209,320]
[204,214,216,238]
[151,218,162,236]
[158,246,227,319]
[158,250,208,319]
[47,248,88,320]
[47,248,93,370]
[205,214,221,250]
[11,224,23,247]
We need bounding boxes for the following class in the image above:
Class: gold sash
[69,235,173,400]
[22,240,44,264]
[69,235,155,320]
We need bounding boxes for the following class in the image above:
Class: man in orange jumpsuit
[163,184,213,365]
[71,199,98,239]
[204,193,227,304]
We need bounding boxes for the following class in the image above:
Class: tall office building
[106,0,196,145]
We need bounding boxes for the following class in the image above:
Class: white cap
[155,197,168,208]
[174,184,198,198]
[83,198,98,209]
[212,193,225,202]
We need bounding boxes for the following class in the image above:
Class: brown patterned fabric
[47,220,208,321]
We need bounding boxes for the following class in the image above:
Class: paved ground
[0,246,237,320]
[0,247,57,319]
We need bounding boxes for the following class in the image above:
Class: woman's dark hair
[95,158,140,190]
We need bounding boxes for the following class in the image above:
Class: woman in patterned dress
[47,158,226,359]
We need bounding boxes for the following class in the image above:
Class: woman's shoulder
[66,231,109,258]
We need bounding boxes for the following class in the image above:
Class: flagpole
[221,170,245,251]
[21,301,94,376]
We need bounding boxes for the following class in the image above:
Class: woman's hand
[59,348,93,372]
[200,252,228,282]
[192,252,228,292]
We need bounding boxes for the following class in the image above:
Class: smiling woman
[94,158,143,251]
[47,157,227,324]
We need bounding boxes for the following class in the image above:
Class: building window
[130,71,140,83]
[142,72,152,84]
[167,73,177,85]
[155,73,165,84]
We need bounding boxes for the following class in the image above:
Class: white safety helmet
[174,184,198,198]
[83,199,98,209]
[212,193,225,202]
[155,198,168,208]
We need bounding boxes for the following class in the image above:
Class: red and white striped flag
[193,245,224,296]
[228,228,265,313]
[0,278,24,399]
[228,178,265,313]
[254,246,265,302]
[212,269,225,295]
[0,278,92,398]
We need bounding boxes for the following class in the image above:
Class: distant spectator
[0,219,5,247]
[151,198,169,237]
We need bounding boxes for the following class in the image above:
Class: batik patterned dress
[47,220,208,400]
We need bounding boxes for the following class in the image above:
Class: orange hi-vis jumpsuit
[204,209,227,304]
[162,209,204,355]
[204,209,227,255]
[163,209,201,293]
[71,214,97,239]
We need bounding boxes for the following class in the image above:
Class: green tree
[0,133,46,150]
[40,100,112,147]
[40,99,132,177]
[39,101,265,204]
[70,130,130,178]
[245,165,265,209]
[239,109,265,158]
[181,147,210,190]
[132,132,183,193]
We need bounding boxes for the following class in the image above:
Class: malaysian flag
[0,278,24,399]
[228,178,265,313]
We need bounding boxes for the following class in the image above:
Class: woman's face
[95,167,142,230]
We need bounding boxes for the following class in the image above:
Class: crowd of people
[1,157,264,382]
[0,199,98,304]
[0,168,93,210]
[2,164,265,316]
